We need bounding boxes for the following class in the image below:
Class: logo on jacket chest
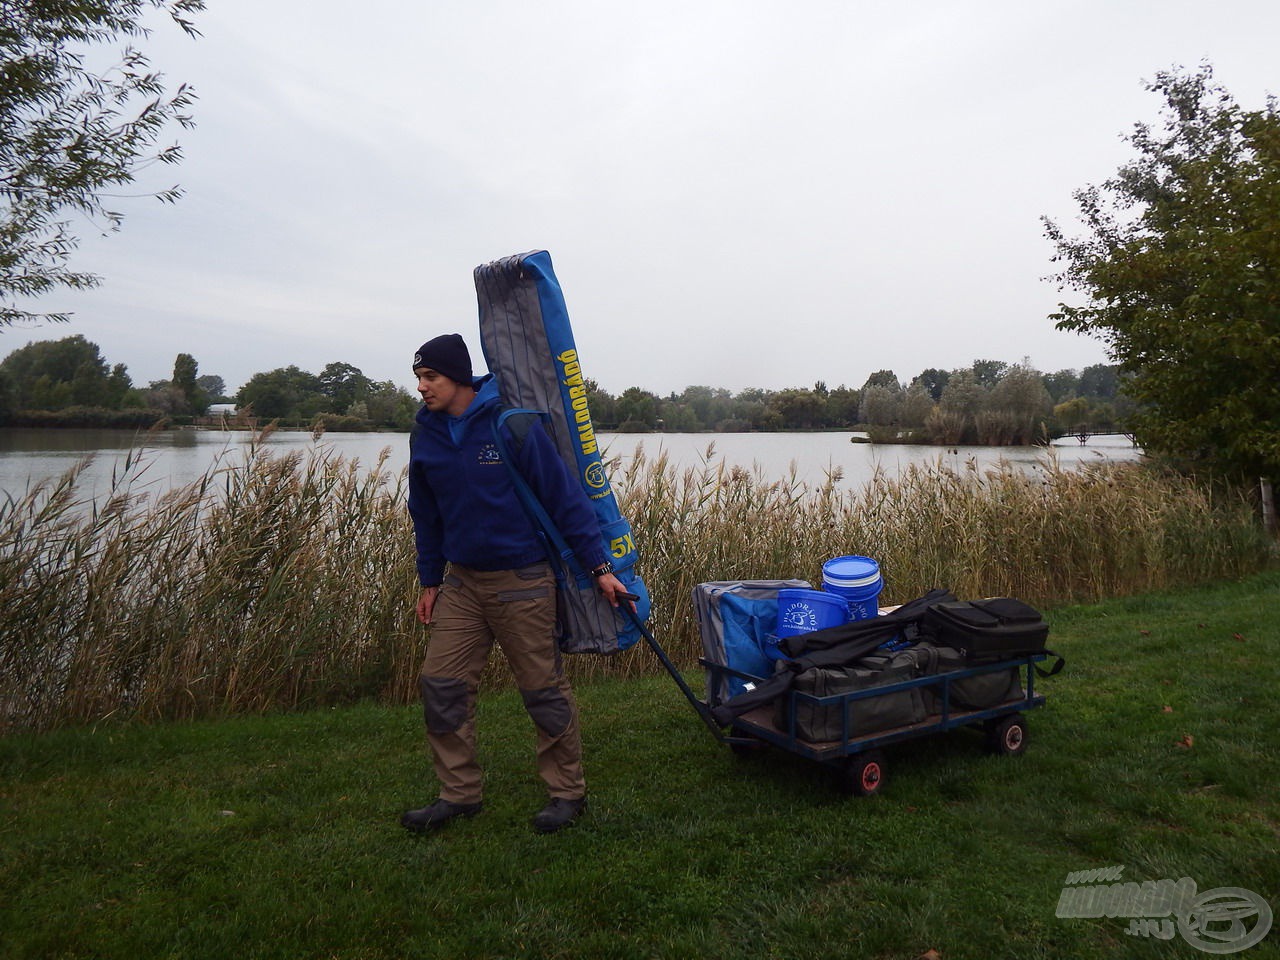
[477,443,502,465]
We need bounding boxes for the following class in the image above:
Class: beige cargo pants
[419,562,586,804]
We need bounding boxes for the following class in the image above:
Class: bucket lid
[822,555,881,588]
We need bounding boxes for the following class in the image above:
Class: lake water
[0,427,1143,501]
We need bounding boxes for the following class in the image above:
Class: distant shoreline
[0,422,1140,447]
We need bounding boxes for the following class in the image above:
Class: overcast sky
[7,0,1280,397]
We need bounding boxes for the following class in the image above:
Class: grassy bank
[1,438,1273,731]
[1,572,1277,959]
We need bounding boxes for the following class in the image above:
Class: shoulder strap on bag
[491,406,589,587]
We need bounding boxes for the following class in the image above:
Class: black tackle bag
[922,597,1049,662]
[775,651,927,743]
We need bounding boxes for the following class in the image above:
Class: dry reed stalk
[0,439,1269,731]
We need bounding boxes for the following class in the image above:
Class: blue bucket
[769,588,851,659]
[822,555,884,621]
[776,588,850,635]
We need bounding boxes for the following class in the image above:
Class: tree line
[0,334,1130,442]
[587,360,1129,442]
[0,335,421,430]
[0,336,213,428]
[231,363,419,429]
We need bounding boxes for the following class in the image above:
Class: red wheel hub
[861,763,881,791]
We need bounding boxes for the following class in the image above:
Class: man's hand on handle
[596,572,636,612]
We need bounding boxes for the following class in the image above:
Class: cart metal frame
[704,654,1047,762]
[626,599,1050,795]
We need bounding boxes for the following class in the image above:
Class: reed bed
[603,444,1273,678]
[0,432,422,733]
[0,438,1271,731]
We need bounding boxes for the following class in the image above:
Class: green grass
[2,572,1278,959]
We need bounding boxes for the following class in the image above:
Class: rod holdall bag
[475,250,653,654]
[777,587,958,660]
[922,597,1055,663]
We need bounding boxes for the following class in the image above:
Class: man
[400,333,628,835]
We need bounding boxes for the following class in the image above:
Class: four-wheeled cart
[625,598,1053,797]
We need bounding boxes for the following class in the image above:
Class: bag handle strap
[491,407,590,589]
[1035,650,1066,677]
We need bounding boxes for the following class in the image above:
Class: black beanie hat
[412,333,472,384]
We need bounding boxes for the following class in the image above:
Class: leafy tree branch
[0,0,203,326]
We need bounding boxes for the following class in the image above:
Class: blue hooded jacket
[407,374,608,586]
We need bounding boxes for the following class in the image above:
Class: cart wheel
[987,714,1028,756]
[842,752,886,797]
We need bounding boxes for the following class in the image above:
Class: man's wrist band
[590,561,614,578]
